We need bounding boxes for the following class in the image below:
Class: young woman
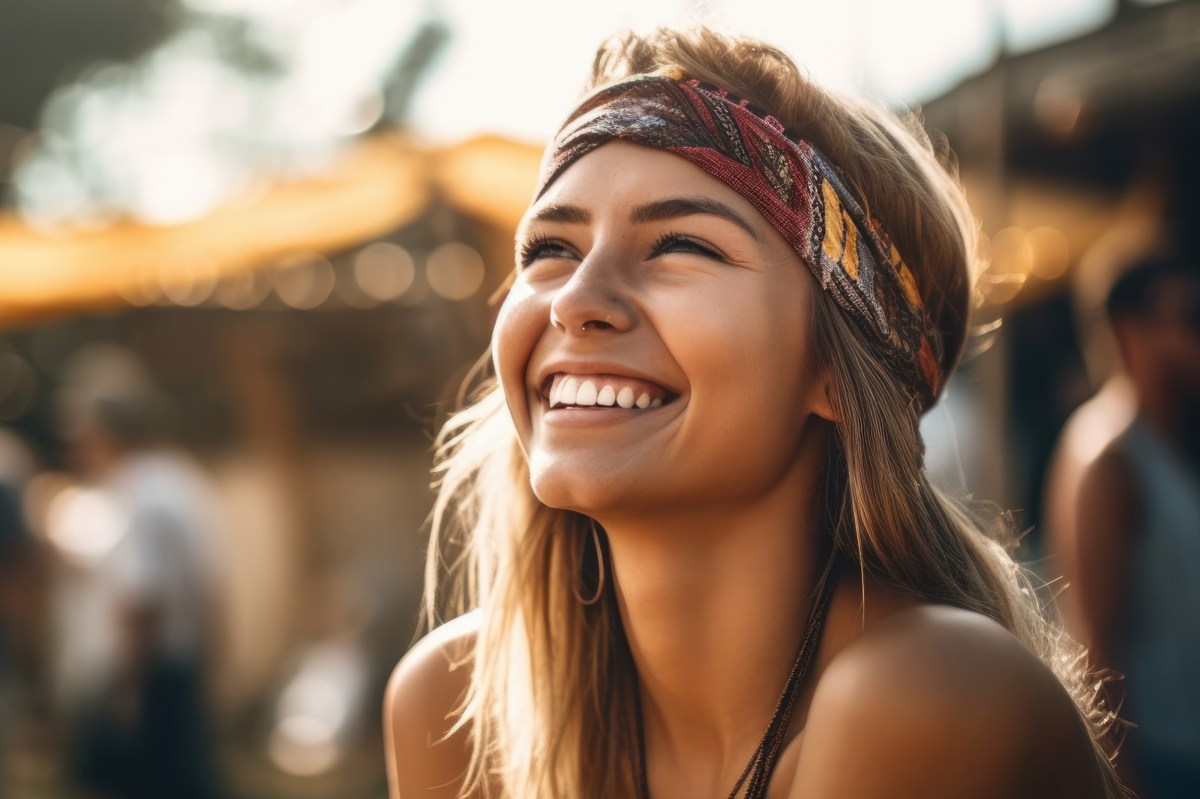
[385,27,1125,799]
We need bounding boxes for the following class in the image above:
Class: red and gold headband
[535,74,944,410]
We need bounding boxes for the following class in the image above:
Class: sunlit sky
[17,0,1172,225]
[412,0,1120,143]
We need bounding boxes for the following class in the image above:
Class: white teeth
[549,375,668,410]
[576,380,598,406]
[559,376,579,406]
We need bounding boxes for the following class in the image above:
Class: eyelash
[650,231,723,260]
[518,234,565,268]
[517,231,724,268]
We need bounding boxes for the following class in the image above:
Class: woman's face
[494,141,833,518]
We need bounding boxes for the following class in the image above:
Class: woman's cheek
[493,282,537,364]
[658,299,748,376]
[492,284,547,427]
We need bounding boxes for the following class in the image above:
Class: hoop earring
[575,520,606,606]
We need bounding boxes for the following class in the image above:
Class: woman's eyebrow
[525,203,591,226]
[631,197,761,241]
[522,197,761,241]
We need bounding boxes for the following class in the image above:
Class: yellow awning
[0,133,543,328]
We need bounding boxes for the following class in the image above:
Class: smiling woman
[384,26,1127,799]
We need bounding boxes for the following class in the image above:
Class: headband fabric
[535,74,943,409]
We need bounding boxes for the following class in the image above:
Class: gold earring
[575,520,606,606]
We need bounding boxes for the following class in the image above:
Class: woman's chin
[529,474,620,518]
[528,460,658,519]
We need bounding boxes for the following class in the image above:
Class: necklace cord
[635,558,840,799]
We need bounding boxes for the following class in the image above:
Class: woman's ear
[811,369,839,423]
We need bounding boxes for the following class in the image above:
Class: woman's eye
[519,236,575,268]
[650,233,723,260]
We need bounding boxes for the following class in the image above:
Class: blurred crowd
[1,347,219,797]
[0,338,424,799]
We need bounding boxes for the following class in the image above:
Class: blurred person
[1043,373,1136,635]
[55,345,223,799]
[385,27,1124,799]
[1044,222,1160,631]
[1049,254,1200,798]
[0,480,27,791]
[0,430,41,792]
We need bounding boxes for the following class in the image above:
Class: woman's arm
[384,614,478,799]
[1072,448,1137,671]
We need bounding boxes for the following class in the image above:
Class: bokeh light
[214,268,273,310]
[160,248,220,307]
[1029,226,1071,281]
[353,241,415,303]
[268,715,341,777]
[274,253,336,310]
[984,227,1033,305]
[426,242,485,301]
[44,484,127,567]
[115,249,167,307]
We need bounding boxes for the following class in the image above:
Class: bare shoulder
[792,604,1107,799]
[384,611,479,799]
[1080,441,1136,498]
[1077,444,1138,526]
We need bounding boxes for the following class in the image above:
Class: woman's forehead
[523,141,769,232]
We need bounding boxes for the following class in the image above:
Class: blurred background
[0,1,1197,797]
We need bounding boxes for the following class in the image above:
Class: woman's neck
[598,450,827,792]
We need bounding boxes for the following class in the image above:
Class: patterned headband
[535,74,944,410]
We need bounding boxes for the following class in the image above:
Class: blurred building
[921,0,1200,554]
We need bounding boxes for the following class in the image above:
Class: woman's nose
[548,257,636,335]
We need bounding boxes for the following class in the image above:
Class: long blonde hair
[424,26,1125,799]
